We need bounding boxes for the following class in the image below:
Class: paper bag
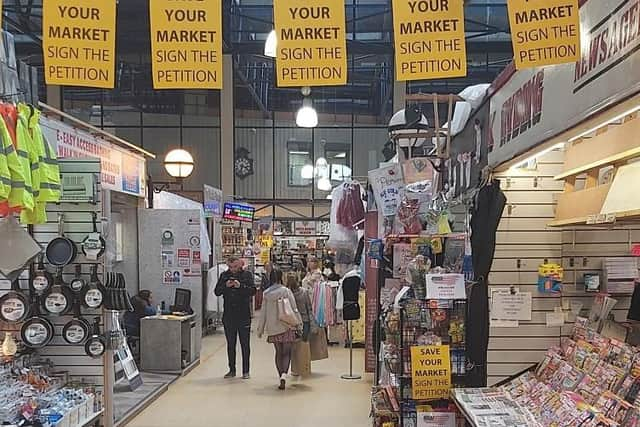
[291,341,311,377]
[309,330,329,361]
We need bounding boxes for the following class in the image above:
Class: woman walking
[257,268,301,390]
[286,273,314,377]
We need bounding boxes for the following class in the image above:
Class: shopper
[215,257,256,379]
[302,256,323,290]
[124,290,156,337]
[257,268,301,390]
[286,273,314,377]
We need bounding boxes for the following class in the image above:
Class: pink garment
[336,183,365,228]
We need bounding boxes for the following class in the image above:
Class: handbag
[278,297,302,327]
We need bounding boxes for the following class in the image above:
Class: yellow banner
[392,0,466,81]
[43,0,116,88]
[507,0,581,69]
[411,345,451,400]
[150,0,222,89]
[0,0,3,31]
[274,0,347,87]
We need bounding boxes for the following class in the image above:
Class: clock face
[234,157,254,179]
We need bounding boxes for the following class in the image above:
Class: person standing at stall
[215,257,256,379]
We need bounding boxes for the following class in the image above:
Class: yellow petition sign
[411,345,451,400]
[43,0,116,88]
[274,0,347,87]
[392,0,466,81]
[150,0,222,89]
[507,0,581,69]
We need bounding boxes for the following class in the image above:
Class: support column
[220,54,234,197]
[46,85,62,109]
[393,81,406,113]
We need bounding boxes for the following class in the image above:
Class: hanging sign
[273,0,347,87]
[488,0,640,167]
[149,0,222,89]
[411,345,451,400]
[42,0,116,88]
[0,0,3,30]
[203,185,223,218]
[507,0,580,69]
[392,0,467,81]
[40,116,146,197]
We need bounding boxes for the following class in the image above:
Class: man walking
[215,257,256,379]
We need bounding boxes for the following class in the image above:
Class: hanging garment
[336,182,365,228]
[0,104,31,214]
[467,180,506,388]
[0,129,11,201]
[17,104,42,224]
[33,108,61,204]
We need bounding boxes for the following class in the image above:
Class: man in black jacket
[215,257,256,379]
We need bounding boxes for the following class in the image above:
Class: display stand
[341,320,362,380]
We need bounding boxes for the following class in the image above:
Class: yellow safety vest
[1,115,33,211]
[33,109,61,203]
[0,131,11,201]
[18,104,46,224]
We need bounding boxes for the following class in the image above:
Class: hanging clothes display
[327,182,362,255]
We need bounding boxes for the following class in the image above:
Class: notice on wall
[163,270,182,285]
[507,0,580,69]
[411,345,451,400]
[392,0,466,81]
[149,0,222,89]
[43,0,116,88]
[177,248,191,268]
[491,291,532,321]
[273,0,347,87]
[425,273,466,300]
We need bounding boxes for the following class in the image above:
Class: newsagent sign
[488,0,640,167]
[274,0,347,87]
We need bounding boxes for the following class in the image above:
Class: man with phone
[215,256,256,379]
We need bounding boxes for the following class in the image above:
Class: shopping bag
[278,297,302,327]
[291,341,311,377]
[309,329,329,361]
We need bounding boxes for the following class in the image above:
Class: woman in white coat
[257,268,301,390]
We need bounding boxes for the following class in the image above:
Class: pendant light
[296,87,318,128]
[264,29,277,57]
[300,164,314,179]
[164,149,195,179]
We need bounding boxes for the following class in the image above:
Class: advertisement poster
[149,0,222,89]
[507,0,580,69]
[273,0,347,87]
[411,345,451,400]
[392,0,466,80]
[177,248,191,268]
[369,164,404,217]
[162,270,182,285]
[203,185,223,218]
[40,116,146,197]
[43,0,117,88]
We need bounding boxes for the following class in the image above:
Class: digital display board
[223,202,255,223]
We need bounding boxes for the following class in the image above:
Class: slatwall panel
[488,150,565,385]
[31,158,105,387]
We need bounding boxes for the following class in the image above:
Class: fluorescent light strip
[568,105,640,143]
[509,143,565,170]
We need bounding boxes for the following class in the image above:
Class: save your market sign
[40,116,146,197]
[488,0,640,167]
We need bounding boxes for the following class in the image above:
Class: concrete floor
[127,329,373,427]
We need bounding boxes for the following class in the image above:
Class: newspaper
[452,388,542,427]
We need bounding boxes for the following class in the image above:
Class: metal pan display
[62,297,90,345]
[69,264,87,294]
[30,254,53,295]
[85,317,106,358]
[42,269,73,315]
[21,295,54,349]
[82,212,105,261]
[82,265,104,309]
[0,278,30,323]
[46,214,77,267]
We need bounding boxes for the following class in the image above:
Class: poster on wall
[294,221,315,236]
[392,0,466,80]
[42,0,117,88]
[488,0,640,167]
[149,0,222,89]
[273,0,347,87]
[40,116,146,197]
[506,0,580,69]
[163,270,182,285]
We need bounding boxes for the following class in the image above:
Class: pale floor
[128,327,373,427]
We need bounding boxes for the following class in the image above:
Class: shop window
[287,140,313,187]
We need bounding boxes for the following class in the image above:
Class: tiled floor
[127,328,373,427]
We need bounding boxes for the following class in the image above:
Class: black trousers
[223,318,251,374]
